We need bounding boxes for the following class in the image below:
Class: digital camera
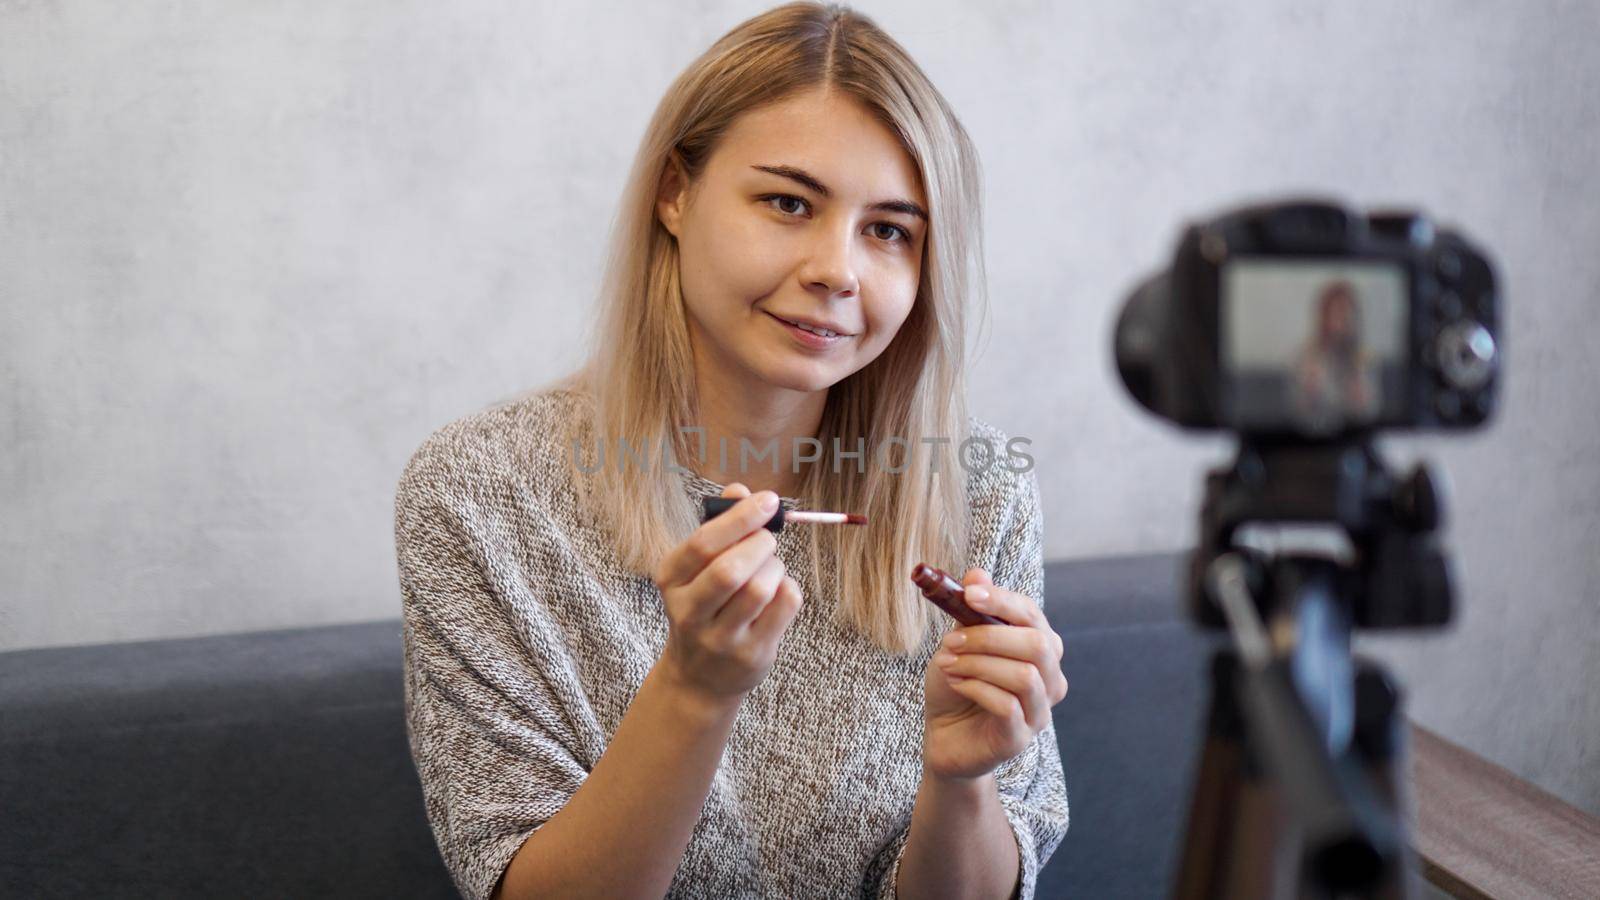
[1115,199,1499,437]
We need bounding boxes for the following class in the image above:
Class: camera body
[1116,198,1499,437]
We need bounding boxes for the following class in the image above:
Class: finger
[681,527,777,625]
[945,625,1069,703]
[713,553,785,629]
[962,567,994,588]
[944,676,1032,738]
[945,622,1060,671]
[656,490,780,587]
[944,623,1060,665]
[963,583,1049,631]
[747,574,804,644]
[722,482,751,499]
[935,652,1052,731]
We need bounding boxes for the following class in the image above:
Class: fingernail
[943,632,966,650]
[966,586,989,606]
[934,651,957,666]
[760,492,778,512]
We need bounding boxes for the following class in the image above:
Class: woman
[1291,279,1381,433]
[394,3,1070,898]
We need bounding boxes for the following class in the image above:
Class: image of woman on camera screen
[1291,279,1381,432]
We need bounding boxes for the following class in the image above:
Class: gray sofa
[0,552,1216,898]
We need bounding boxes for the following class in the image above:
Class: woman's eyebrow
[750,164,927,221]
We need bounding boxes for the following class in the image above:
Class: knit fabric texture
[394,387,1069,900]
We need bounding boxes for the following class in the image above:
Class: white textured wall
[3,1,1596,814]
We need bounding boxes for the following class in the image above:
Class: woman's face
[656,87,927,396]
[1322,291,1356,340]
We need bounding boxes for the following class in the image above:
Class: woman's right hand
[652,483,804,707]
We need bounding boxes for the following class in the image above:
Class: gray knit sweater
[394,387,1069,900]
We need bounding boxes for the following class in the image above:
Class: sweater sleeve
[395,456,590,900]
[987,464,1070,899]
[865,464,1070,900]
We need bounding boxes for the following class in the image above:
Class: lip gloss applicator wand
[701,496,868,532]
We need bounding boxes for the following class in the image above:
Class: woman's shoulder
[959,414,1041,548]
[962,415,1045,595]
[962,414,1040,510]
[395,382,592,516]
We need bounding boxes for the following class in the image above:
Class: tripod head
[1190,437,1453,632]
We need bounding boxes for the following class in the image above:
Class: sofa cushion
[0,620,456,898]
[0,551,1209,898]
[1039,553,1219,897]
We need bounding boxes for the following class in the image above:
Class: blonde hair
[559,1,986,655]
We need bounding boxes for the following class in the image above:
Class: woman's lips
[767,312,850,349]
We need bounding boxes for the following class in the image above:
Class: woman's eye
[871,223,910,244]
[760,194,910,245]
[762,194,810,216]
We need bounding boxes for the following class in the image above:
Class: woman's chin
[751,360,844,395]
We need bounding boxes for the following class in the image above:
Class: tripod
[1172,439,1452,899]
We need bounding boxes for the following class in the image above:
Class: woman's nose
[800,223,861,298]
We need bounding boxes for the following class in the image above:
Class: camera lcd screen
[1221,258,1408,433]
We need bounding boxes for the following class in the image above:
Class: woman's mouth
[767,312,851,349]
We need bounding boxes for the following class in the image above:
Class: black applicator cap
[701,496,785,532]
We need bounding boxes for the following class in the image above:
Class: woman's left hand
[922,567,1068,781]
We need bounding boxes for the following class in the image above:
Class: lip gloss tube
[701,496,867,532]
[910,562,1007,627]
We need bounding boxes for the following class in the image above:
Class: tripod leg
[1174,726,1238,896]
[1175,651,1239,898]
[1175,651,1296,899]
[1231,770,1297,899]
[1352,661,1419,900]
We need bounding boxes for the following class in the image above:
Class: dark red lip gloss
[910,563,1007,627]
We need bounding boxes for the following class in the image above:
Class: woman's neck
[690,369,827,498]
